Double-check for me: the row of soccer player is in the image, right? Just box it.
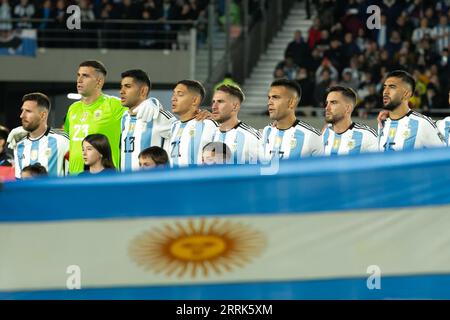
[8,61,450,178]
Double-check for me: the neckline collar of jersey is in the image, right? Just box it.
[277,119,299,131]
[389,109,412,121]
[81,94,105,108]
[27,127,50,141]
[219,121,241,133]
[181,117,196,124]
[334,122,355,135]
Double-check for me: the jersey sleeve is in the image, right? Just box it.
[310,132,324,156]
[421,120,446,148]
[363,131,379,153]
[110,96,127,122]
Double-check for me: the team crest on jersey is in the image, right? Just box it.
[30,150,38,161]
[128,218,266,278]
[347,139,355,150]
[45,148,52,158]
[129,123,136,132]
[402,129,411,139]
[290,138,297,149]
[80,112,89,123]
[189,128,195,136]
[94,110,102,119]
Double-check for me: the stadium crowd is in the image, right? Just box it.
[274,0,450,118]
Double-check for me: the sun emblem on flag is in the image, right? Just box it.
[128,218,266,278]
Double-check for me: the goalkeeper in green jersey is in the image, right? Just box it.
[64,60,158,174]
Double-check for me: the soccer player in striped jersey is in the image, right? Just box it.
[436,90,450,146]
[64,60,158,175]
[378,70,445,151]
[14,93,69,178]
[322,86,378,155]
[211,84,261,164]
[169,80,218,167]
[261,79,323,161]
[120,69,176,171]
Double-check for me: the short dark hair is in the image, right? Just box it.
[270,78,302,99]
[326,85,357,106]
[121,69,151,91]
[22,92,51,111]
[385,70,416,93]
[176,79,206,104]
[79,60,107,76]
[82,134,115,170]
[138,146,169,166]
[202,142,232,162]
[0,126,9,141]
[216,84,245,103]
[22,163,48,177]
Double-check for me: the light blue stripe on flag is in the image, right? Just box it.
[349,131,363,155]
[403,119,419,150]
[47,136,58,176]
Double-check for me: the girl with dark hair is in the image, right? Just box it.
[80,134,115,175]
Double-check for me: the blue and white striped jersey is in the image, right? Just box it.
[212,122,261,164]
[378,110,445,152]
[121,99,176,171]
[14,128,69,178]
[436,116,450,146]
[322,122,378,155]
[169,118,219,167]
[261,119,323,161]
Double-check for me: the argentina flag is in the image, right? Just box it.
[1,148,450,299]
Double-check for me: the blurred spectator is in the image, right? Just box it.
[36,0,52,30]
[274,56,299,80]
[372,14,389,49]
[342,32,360,62]
[295,67,315,107]
[307,17,321,49]
[0,0,13,31]
[431,15,450,54]
[284,30,310,69]
[339,68,359,91]
[340,7,363,37]
[412,17,433,44]
[0,126,13,167]
[315,57,338,84]
[360,84,381,118]
[385,30,402,58]
[13,0,35,29]
[324,37,343,72]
